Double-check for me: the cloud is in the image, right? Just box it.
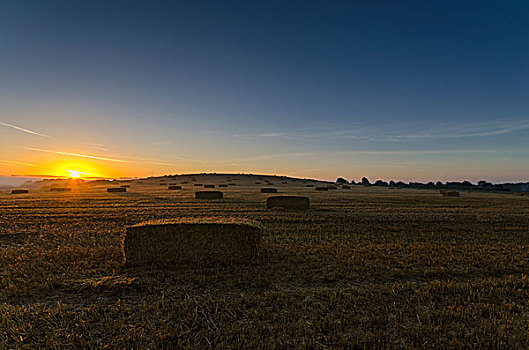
[0,122,50,138]
[24,148,128,163]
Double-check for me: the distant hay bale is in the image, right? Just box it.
[255,182,262,185]
[219,184,228,187]
[107,187,127,193]
[50,187,72,192]
[228,183,236,186]
[123,218,261,266]
[11,189,29,194]
[204,184,215,188]
[195,191,223,199]
[327,186,338,190]
[315,187,328,191]
[306,184,314,187]
[342,185,350,189]
[168,185,182,190]
[181,181,189,184]
[194,184,203,187]
[261,188,278,193]
[282,181,288,184]
[266,196,309,210]
[442,190,460,197]
[169,183,177,186]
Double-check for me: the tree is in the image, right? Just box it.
[361,177,370,186]
[374,180,388,186]
[336,177,348,184]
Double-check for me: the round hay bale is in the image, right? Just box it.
[218,184,228,188]
[255,182,262,185]
[195,191,223,199]
[315,187,328,191]
[261,188,278,193]
[123,218,261,266]
[168,185,182,190]
[50,187,72,192]
[305,184,314,187]
[204,184,215,188]
[327,186,338,190]
[442,190,460,197]
[266,196,309,210]
[11,189,29,194]
[181,181,189,184]
[228,183,236,186]
[107,187,127,193]
[194,184,203,187]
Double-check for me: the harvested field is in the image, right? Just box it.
[49,187,71,192]
[123,218,261,266]
[261,188,278,193]
[107,187,127,193]
[266,195,309,210]
[1,178,529,348]
[168,185,182,190]
[195,191,223,199]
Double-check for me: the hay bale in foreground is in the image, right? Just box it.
[266,196,309,210]
[196,191,223,199]
[123,218,261,266]
[11,189,29,194]
[108,187,127,193]
[261,188,278,193]
[315,187,328,191]
[50,187,72,192]
[168,185,182,190]
[204,184,215,188]
[442,190,460,197]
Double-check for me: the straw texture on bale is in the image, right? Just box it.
[107,187,127,193]
[196,191,223,199]
[50,188,72,192]
[266,196,310,210]
[11,189,29,194]
[168,185,182,190]
[204,184,215,188]
[315,187,328,191]
[261,188,278,193]
[123,218,262,266]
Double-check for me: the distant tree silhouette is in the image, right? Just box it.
[336,177,348,184]
[389,180,396,187]
[361,177,370,186]
[374,180,388,186]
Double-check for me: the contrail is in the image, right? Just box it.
[24,148,127,163]
[0,159,39,167]
[0,122,50,137]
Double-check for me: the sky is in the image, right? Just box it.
[0,0,528,183]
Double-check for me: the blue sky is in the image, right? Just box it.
[0,1,528,182]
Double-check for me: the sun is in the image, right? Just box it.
[67,169,89,178]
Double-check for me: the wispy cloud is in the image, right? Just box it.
[0,159,39,167]
[0,122,50,138]
[24,148,128,163]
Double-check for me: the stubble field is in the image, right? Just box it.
[1,174,529,348]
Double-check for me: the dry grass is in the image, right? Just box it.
[266,195,310,210]
[1,178,529,348]
[195,191,223,199]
